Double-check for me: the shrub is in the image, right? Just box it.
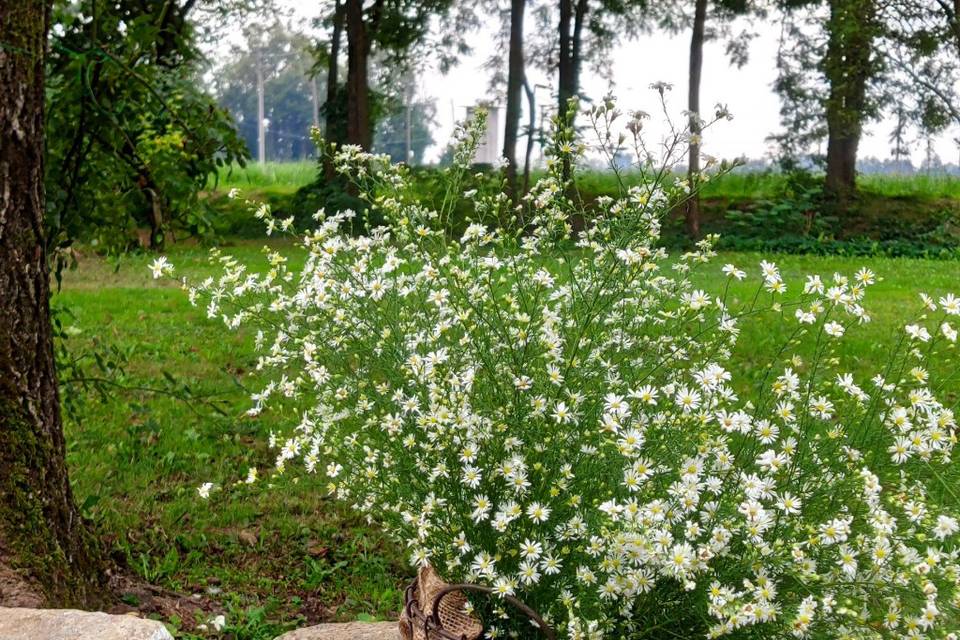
[157,98,960,639]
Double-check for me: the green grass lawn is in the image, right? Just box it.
[211,161,960,201]
[57,241,405,640]
[210,162,318,194]
[56,240,960,639]
[577,169,960,201]
[205,164,960,262]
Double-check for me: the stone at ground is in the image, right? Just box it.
[275,621,400,640]
[0,607,173,640]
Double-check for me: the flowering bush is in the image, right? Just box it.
[155,97,960,638]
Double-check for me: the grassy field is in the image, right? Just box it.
[210,161,960,200]
[57,241,405,639]
[57,239,960,639]
[205,164,960,260]
[580,168,960,201]
[210,162,318,194]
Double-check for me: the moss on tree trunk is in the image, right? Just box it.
[0,0,107,607]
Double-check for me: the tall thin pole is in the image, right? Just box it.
[257,50,266,164]
[310,76,320,129]
[405,100,412,164]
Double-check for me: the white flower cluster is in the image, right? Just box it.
[173,114,960,638]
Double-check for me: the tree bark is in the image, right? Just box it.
[323,0,345,181]
[345,0,372,150]
[557,0,574,182]
[557,0,574,122]
[822,0,875,211]
[557,0,587,183]
[503,0,526,201]
[571,0,588,104]
[0,0,106,607]
[685,0,708,240]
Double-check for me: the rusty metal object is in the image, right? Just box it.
[399,566,555,640]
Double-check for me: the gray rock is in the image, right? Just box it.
[275,621,400,640]
[0,607,173,640]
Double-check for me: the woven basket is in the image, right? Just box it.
[399,565,555,640]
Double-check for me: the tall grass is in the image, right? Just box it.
[210,161,317,192]
[581,171,786,200]
[576,169,960,200]
[211,162,960,201]
[858,173,960,198]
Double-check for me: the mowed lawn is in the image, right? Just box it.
[56,239,960,639]
[56,240,406,640]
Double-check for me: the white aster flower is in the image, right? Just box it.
[824,321,844,337]
[149,256,174,279]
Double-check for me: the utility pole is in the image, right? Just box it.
[405,102,412,164]
[257,49,266,164]
[403,80,414,164]
[310,76,320,129]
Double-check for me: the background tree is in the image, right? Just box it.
[540,0,646,179]
[883,0,960,139]
[821,0,879,207]
[215,22,320,161]
[503,0,527,200]
[685,0,709,238]
[338,0,457,151]
[651,0,755,237]
[1,0,106,607]
[774,0,958,214]
[314,0,473,155]
[317,0,346,179]
[481,0,532,198]
[46,0,248,252]
[889,104,912,167]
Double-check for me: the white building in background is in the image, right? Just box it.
[466,104,501,165]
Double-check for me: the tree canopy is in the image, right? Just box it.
[46,0,248,252]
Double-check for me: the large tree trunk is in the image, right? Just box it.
[557,0,587,182]
[0,0,106,607]
[824,131,859,201]
[571,0,588,104]
[345,0,372,150]
[822,0,875,211]
[323,0,345,181]
[685,0,708,240]
[503,0,526,201]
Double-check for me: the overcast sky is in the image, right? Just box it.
[262,0,959,166]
